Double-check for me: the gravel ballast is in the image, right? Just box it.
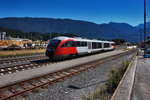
[0,50,125,88]
[26,51,136,100]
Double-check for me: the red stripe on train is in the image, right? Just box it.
[54,39,78,56]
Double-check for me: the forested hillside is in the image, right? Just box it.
[0,17,150,42]
[0,26,77,41]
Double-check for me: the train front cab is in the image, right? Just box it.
[46,39,61,58]
[46,38,78,59]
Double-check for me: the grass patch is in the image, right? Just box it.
[82,60,130,100]
[0,49,46,57]
[82,84,109,100]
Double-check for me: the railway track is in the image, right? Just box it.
[0,59,52,76]
[0,55,48,65]
[0,50,124,76]
[0,49,137,100]
[0,53,45,59]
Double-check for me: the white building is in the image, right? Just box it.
[5,37,31,42]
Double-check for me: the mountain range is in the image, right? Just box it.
[0,17,149,42]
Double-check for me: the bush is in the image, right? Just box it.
[82,60,130,100]
[106,60,130,93]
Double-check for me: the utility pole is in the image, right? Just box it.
[140,28,142,49]
[144,0,146,58]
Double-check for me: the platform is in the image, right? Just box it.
[112,51,150,100]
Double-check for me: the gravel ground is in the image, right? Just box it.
[25,51,136,100]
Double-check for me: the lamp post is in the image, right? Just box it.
[144,0,146,58]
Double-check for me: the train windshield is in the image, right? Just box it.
[47,40,61,49]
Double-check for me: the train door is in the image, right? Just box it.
[88,42,91,53]
[109,43,111,50]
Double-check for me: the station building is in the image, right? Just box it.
[146,36,150,48]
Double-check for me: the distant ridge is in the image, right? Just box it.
[0,17,150,42]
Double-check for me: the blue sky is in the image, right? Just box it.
[0,0,150,26]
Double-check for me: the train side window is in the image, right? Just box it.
[98,43,102,48]
[67,41,72,47]
[81,42,84,46]
[71,41,76,47]
[92,42,96,49]
[61,43,66,47]
[84,42,87,46]
[81,42,85,46]
[96,42,98,48]
[104,43,110,48]
[76,41,81,47]
[61,41,75,47]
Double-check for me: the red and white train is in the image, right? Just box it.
[46,36,115,59]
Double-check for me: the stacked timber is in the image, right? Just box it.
[0,40,23,46]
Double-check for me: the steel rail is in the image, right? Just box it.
[0,61,52,76]
[0,53,45,59]
[0,55,48,64]
[0,49,137,100]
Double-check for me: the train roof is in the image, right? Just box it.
[53,36,68,40]
[52,36,114,43]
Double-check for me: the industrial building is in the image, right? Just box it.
[0,32,6,40]
[146,36,150,48]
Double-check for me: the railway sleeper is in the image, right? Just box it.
[0,50,137,100]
